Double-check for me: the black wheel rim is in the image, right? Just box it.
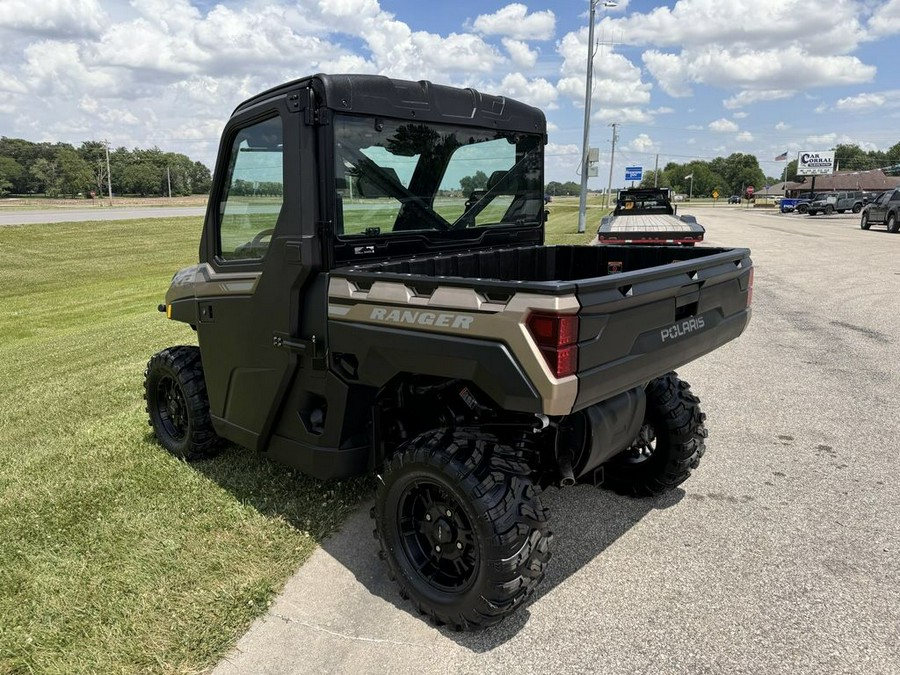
[155,375,188,441]
[396,480,479,593]
[620,422,657,465]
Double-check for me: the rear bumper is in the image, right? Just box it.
[574,307,750,411]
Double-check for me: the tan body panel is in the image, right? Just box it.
[328,277,579,416]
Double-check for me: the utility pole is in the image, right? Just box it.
[167,166,172,198]
[577,0,599,234]
[654,153,659,187]
[104,140,113,207]
[605,122,618,208]
[577,1,619,230]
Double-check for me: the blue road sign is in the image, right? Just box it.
[625,166,643,181]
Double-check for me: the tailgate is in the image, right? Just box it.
[572,248,752,411]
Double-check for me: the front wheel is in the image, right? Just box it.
[601,373,707,497]
[373,428,552,630]
[861,212,871,230]
[852,203,862,214]
[144,346,222,460]
[888,213,899,233]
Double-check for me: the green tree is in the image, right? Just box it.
[459,170,489,194]
[0,156,24,196]
[30,158,61,196]
[57,148,93,197]
[122,162,163,196]
[833,144,870,172]
[785,158,799,182]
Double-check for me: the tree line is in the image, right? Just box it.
[638,153,769,198]
[0,137,211,198]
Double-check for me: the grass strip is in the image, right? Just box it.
[0,200,598,673]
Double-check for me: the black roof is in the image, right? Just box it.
[233,73,546,136]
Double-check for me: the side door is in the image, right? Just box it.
[888,190,900,224]
[870,191,891,222]
[196,106,312,450]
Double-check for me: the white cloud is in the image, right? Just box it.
[646,45,874,104]
[471,4,555,40]
[502,38,538,69]
[599,0,865,55]
[775,122,790,130]
[544,142,581,181]
[835,92,886,110]
[493,73,558,110]
[546,143,580,157]
[866,0,900,38]
[806,133,838,145]
[641,51,690,97]
[593,107,655,124]
[709,118,739,132]
[736,131,754,142]
[0,0,106,39]
[557,29,653,113]
[732,111,749,119]
[629,133,657,153]
[723,89,794,109]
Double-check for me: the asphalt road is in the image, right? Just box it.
[0,206,206,226]
[214,207,900,675]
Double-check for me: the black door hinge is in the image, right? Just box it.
[272,332,327,370]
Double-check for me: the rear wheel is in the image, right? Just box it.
[601,373,707,497]
[144,346,222,460]
[889,213,899,233]
[861,212,871,230]
[797,203,809,214]
[373,428,552,630]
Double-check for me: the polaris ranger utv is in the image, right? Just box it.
[145,74,753,630]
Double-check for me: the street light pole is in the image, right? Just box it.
[577,1,618,233]
[577,0,599,234]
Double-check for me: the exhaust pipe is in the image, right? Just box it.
[558,453,576,487]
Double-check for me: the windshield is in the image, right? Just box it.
[333,115,543,237]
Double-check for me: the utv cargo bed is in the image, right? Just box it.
[330,244,752,415]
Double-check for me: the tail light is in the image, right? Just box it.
[527,312,579,378]
[747,267,754,307]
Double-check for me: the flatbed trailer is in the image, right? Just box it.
[596,188,705,245]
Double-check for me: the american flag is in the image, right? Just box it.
[775,151,788,161]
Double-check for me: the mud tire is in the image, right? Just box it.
[373,428,552,630]
[601,373,707,498]
[144,346,222,460]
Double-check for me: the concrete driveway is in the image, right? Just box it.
[214,208,900,675]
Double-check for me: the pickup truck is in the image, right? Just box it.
[144,74,753,630]
[595,187,705,245]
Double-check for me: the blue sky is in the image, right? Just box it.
[1,0,899,185]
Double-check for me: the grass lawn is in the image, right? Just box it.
[0,199,602,674]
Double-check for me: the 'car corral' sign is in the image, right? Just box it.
[797,151,835,176]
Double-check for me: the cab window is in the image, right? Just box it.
[218,116,284,261]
